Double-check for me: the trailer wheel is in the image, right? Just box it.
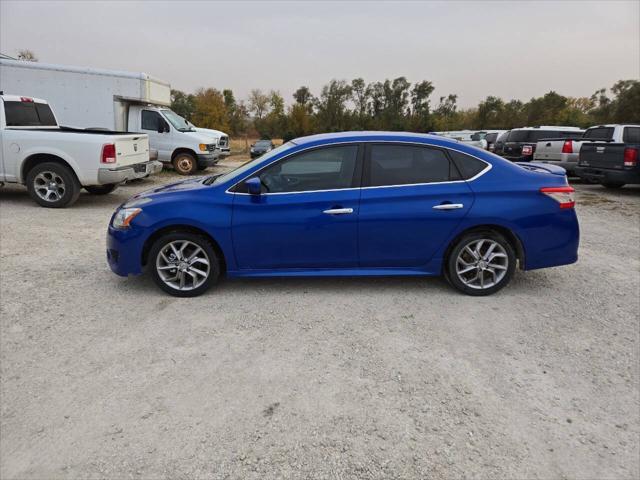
[173,153,197,175]
[85,184,118,195]
[26,162,81,208]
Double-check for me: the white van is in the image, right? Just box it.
[0,59,229,174]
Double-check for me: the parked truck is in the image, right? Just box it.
[0,59,230,174]
[0,94,161,207]
[575,125,640,188]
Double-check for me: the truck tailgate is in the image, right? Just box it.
[115,135,150,167]
[579,143,628,169]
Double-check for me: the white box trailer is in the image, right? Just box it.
[0,59,225,174]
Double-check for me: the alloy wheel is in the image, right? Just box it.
[455,239,508,290]
[155,240,211,291]
[34,171,66,202]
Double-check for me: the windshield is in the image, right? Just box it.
[161,110,195,132]
[255,140,272,147]
[212,142,297,185]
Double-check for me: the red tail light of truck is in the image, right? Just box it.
[562,140,573,154]
[101,144,116,164]
[522,145,533,156]
[624,148,638,167]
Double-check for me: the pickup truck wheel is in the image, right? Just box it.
[602,182,625,189]
[85,184,118,195]
[26,162,81,208]
[149,232,220,297]
[173,153,197,175]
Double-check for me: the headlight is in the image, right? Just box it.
[112,207,142,229]
[199,143,208,152]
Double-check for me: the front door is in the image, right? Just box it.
[358,143,474,268]
[140,110,172,162]
[231,144,362,270]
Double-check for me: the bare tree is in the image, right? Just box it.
[17,49,38,62]
[248,89,270,120]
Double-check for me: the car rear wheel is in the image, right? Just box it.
[149,232,220,297]
[172,153,197,175]
[446,231,516,296]
[85,184,118,195]
[26,162,81,208]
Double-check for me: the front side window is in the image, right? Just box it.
[367,144,455,187]
[256,145,359,193]
[4,101,57,127]
[141,110,162,131]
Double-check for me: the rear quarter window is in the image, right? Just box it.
[448,150,488,180]
[623,127,640,143]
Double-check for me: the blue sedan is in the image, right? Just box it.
[106,132,579,296]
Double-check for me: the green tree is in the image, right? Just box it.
[170,89,196,121]
[191,88,230,132]
[315,79,353,132]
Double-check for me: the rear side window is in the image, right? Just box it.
[448,150,489,179]
[4,101,57,126]
[584,127,614,140]
[623,127,640,143]
[367,145,454,186]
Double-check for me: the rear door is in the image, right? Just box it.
[358,143,475,268]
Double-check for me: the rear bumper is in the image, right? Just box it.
[574,166,640,185]
[97,160,162,184]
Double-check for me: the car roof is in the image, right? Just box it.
[0,94,48,104]
[291,131,462,147]
[510,126,582,131]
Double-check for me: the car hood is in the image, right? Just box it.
[125,177,210,205]
[183,131,219,144]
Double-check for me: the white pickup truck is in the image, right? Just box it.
[0,94,161,207]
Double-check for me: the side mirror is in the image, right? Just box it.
[245,177,262,195]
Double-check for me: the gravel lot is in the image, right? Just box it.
[1,167,639,479]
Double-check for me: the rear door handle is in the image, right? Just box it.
[433,203,464,210]
[323,208,353,215]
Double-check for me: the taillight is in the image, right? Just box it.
[624,148,638,167]
[561,140,573,154]
[522,145,533,156]
[101,143,116,164]
[540,186,575,209]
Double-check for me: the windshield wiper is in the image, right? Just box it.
[202,173,222,185]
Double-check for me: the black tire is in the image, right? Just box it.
[446,231,516,296]
[148,232,220,297]
[85,184,118,195]
[602,182,625,189]
[172,153,197,175]
[26,162,81,208]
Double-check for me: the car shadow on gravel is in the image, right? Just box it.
[112,269,549,299]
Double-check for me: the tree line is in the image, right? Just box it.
[171,77,640,140]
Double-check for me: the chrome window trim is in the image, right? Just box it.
[225,140,492,196]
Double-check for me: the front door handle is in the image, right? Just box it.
[433,203,464,210]
[323,208,353,215]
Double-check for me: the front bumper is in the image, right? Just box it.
[575,166,640,185]
[107,225,147,277]
[197,153,220,168]
[98,160,162,184]
[217,147,231,157]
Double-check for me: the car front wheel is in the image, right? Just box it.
[172,153,197,175]
[149,232,220,297]
[446,231,516,296]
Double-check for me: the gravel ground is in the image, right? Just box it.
[1,168,639,479]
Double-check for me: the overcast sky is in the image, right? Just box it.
[1,0,638,108]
